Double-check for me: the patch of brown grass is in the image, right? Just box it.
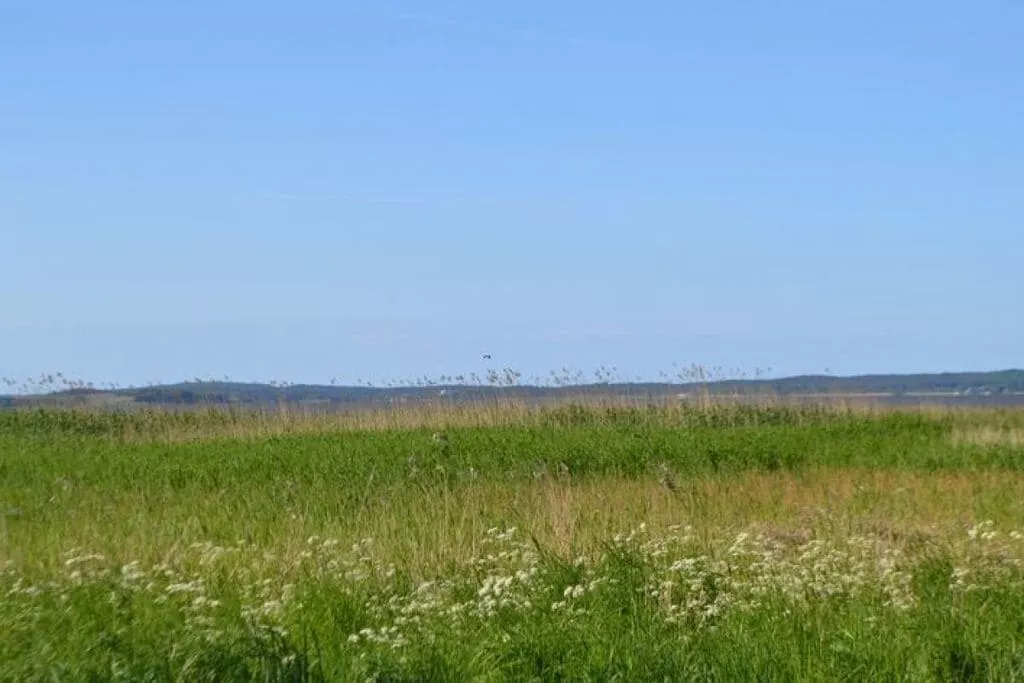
[83,395,1024,445]
[951,426,1024,448]
[280,469,1024,574]
[8,467,1024,579]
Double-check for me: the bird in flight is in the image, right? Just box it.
[482,354,492,360]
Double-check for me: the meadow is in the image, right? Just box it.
[3,398,1024,681]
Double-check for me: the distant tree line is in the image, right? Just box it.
[2,370,1023,409]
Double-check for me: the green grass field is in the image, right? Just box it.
[3,401,1024,681]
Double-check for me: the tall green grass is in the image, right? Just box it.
[3,402,1024,680]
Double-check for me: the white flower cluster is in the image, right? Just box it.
[4,520,1024,662]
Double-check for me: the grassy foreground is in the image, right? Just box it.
[3,401,1024,681]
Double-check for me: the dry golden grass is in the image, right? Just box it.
[362,470,1024,568]
[16,469,1019,580]
[61,394,1023,445]
[951,425,1024,447]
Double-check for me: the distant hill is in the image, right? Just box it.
[3,370,1023,410]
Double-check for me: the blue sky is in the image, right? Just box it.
[3,1,1021,388]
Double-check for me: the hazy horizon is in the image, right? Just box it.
[5,365,1024,399]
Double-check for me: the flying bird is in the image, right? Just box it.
[482,354,492,360]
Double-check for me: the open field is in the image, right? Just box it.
[4,401,1024,681]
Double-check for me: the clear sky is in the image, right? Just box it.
[3,1,1022,388]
